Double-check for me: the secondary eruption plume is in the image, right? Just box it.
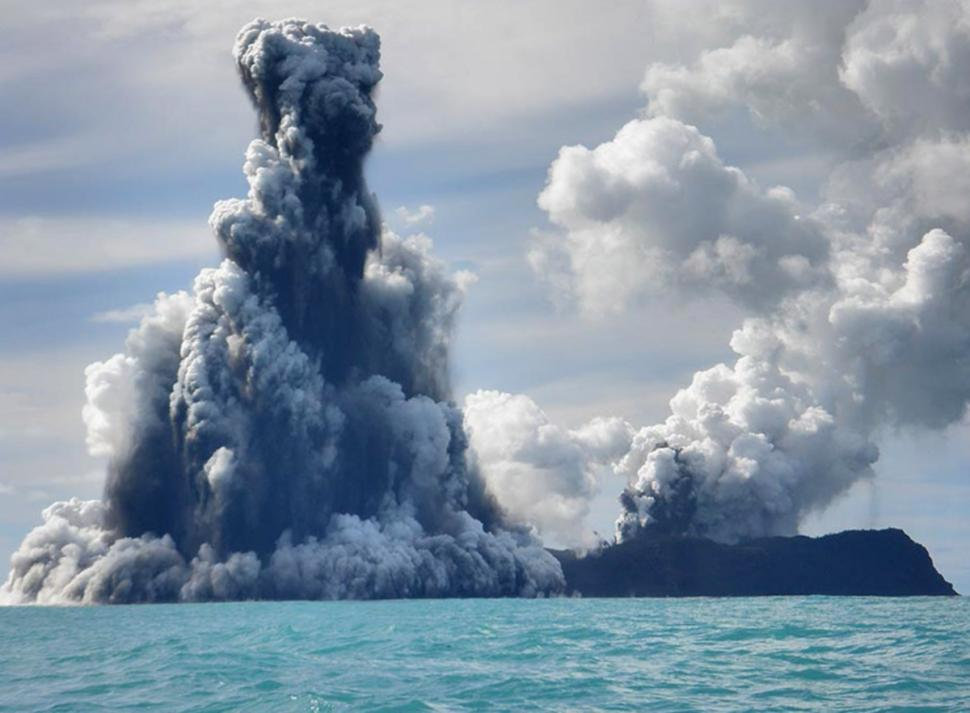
[1,18,563,604]
[529,0,970,547]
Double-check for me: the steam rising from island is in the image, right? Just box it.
[0,19,562,604]
[529,0,970,544]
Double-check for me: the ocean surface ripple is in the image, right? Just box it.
[1,597,968,711]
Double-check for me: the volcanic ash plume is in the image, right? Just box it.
[1,19,562,604]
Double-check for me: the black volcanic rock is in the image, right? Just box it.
[552,529,957,597]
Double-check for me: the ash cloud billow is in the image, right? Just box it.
[1,19,562,604]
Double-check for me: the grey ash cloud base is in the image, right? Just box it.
[1,19,561,604]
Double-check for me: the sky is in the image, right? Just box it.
[1,0,969,593]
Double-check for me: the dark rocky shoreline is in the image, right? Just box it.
[551,528,957,597]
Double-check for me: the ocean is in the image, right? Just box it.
[1,597,967,712]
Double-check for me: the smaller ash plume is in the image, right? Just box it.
[532,1,970,546]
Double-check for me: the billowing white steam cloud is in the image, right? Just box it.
[530,116,829,314]
[464,391,632,547]
[533,0,970,543]
[1,19,563,604]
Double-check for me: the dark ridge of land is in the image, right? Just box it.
[551,528,957,597]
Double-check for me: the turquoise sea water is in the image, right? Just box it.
[1,597,968,712]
